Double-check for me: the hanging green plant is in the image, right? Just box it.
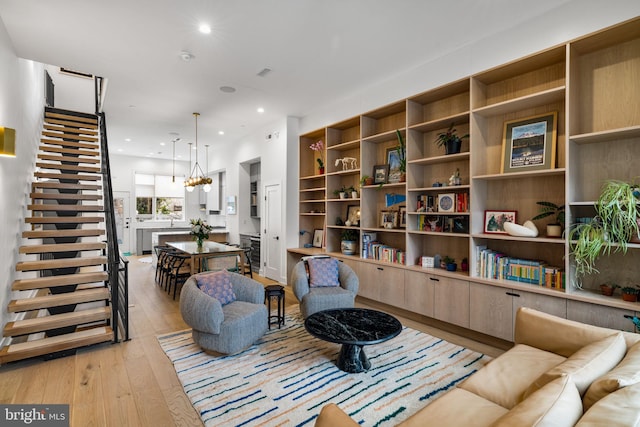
[595,179,640,252]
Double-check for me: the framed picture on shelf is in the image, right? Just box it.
[484,210,517,234]
[312,229,323,248]
[398,206,407,228]
[379,210,397,229]
[373,164,389,184]
[386,147,402,183]
[501,112,557,174]
[437,193,455,213]
[346,205,360,226]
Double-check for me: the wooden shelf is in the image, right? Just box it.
[472,86,565,117]
[409,152,469,166]
[570,125,640,144]
[472,233,566,244]
[473,168,566,181]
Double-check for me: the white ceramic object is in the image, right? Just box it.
[504,221,538,237]
[523,220,539,237]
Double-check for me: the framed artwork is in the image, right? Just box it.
[386,147,402,183]
[346,205,360,226]
[437,193,455,213]
[484,210,517,234]
[501,112,557,174]
[379,210,397,228]
[312,229,324,248]
[398,206,407,228]
[373,164,389,185]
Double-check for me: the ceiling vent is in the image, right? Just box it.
[59,67,93,79]
[257,68,272,77]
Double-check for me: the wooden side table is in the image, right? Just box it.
[264,285,285,329]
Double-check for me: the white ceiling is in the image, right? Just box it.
[0,0,573,160]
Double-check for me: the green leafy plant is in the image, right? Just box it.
[434,123,469,148]
[532,201,565,226]
[621,286,639,295]
[569,220,607,283]
[395,130,407,173]
[443,256,455,264]
[360,175,374,187]
[333,186,348,197]
[341,229,359,241]
[595,180,640,252]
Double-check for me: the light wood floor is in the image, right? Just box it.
[0,256,506,426]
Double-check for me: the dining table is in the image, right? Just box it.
[167,241,245,275]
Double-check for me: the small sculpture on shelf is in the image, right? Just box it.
[335,157,358,171]
[449,168,462,186]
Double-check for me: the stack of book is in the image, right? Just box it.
[475,246,565,289]
[362,232,405,264]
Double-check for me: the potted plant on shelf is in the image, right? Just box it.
[600,283,619,296]
[333,186,348,199]
[340,229,359,255]
[346,185,358,199]
[443,256,457,272]
[309,140,325,175]
[360,175,374,186]
[461,257,469,272]
[595,180,640,249]
[434,123,468,155]
[532,201,565,237]
[621,286,639,302]
[395,130,407,182]
[568,219,607,286]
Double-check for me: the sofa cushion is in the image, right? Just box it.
[576,381,640,427]
[196,270,237,305]
[398,388,508,427]
[525,333,626,398]
[459,344,565,409]
[490,375,582,427]
[307,257,340,288]
[583,340,640,410]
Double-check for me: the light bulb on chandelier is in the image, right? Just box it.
[183,112,211,192]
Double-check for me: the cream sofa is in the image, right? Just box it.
[315,307,640,427]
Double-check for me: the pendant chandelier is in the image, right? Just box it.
[184,112,212,192]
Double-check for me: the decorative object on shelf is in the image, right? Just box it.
[385,130,406,183]
[448,168,462,186]
[385,193,406,207]
[380,210,398,229]
[437,193,455,213]
[532,201,565,237]
[184,113,213,192]
[503,221,539,237]
[600,283,619,297]
[190,218,212,249]
[333,186,348,199]
[500,112,557,174]
[421,256,434,268]
[432,181,443,187]
[340,229,359,255]
[398,206,407,228]
[434,123,468,155]
[335,217,344,226]
[299,230,313,248]
[312,229,324,248]
[360,175,374,186]
[335,157,358,171]
[621,287,639,302]
[346,186,358,199]
[0,126,16,157]
[483,210,517,234]
[461,257,469,272]
[309,140,325,175]
[443,256,457,271]
[373,164,389,184]
[568,219,607,285]
[346,205,360,226]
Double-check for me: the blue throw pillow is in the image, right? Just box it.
[196,270,236,305]
[307,257,339,288]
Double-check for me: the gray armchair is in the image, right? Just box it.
[291,259,359,318]
[180,271,268,354]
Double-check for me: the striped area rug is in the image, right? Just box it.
[158,308,490,427]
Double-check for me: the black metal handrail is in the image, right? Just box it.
[96,75,129,341]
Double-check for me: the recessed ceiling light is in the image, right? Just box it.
[160,142,165,146]
[220,86,236,93]
[257,107,265,113]
[199,24,211,34]
[218,131,224,135]
[117,148,123,152]
[125,138,131,142]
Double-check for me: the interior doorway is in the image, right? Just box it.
[113,191,131,255]
[263,182,282,281]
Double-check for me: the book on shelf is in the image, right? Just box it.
[476,250,564,289]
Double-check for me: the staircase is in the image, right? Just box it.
[0,108,114,364]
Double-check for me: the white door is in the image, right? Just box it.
[113,191,131,255]
[264,182,282,281]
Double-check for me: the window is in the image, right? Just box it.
[135,173,185,221]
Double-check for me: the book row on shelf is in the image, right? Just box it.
[361,232,406,264]
[476,247,566,290]
[416,192,469,214]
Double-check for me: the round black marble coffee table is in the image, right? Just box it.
[304,308,402,373]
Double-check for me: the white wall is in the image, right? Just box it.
[0,17,46,344]
[299,1,640,134]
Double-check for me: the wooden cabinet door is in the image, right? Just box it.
[357,262,381,301]
[469,283,513,341]
[404,270,435,317]
[567,300,636,332]
[376,264,405,308]
[512,290,567,320]
[433,276,470,328]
